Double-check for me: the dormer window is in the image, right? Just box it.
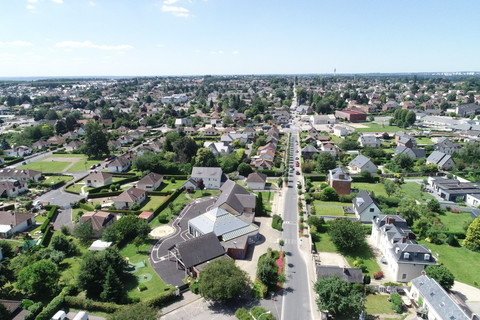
[424,254,430,261]
[404,253,410,259]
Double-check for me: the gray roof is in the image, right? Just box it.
[411,275,471,320]
[395,146,426,159]
[353,190,378,214]
[427,151,452,166]
[215,180,256,214]
[191,167,223,179]
[329,167,352,182]
[175,233,226,268]
[359,135,379,144]
[348,154,374,168]
[315,266,363,284]
[246,172,267,183]
[302,145,319,153]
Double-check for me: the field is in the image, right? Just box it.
[399,182,434,201]
[437,211,473,234]
[43,175,73,185]
[19,161,71,172]
[416,137,434,145]
[352,182,387,197]
[314,206,345,216]
[419,240,480,287]
[66,160,102,172]
[354,123,404,133]
[140,195,168,212]
[160,180,187,192]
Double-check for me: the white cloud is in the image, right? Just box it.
[51,0,64,3]
[27,0,38,3]
[26,4,35,10]
[163,0,180,4]
[55,40,134,51]
[210,50,224,55]
[88,1,96,6]
[161,4,190,17]
[0,40,34,47]
[232,50,240,55]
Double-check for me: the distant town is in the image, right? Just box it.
[1,74,480,320]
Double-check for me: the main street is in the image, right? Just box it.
[280,126,314,320]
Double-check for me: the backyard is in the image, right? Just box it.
[18,154,102,173]
[140,195,168,212]
[365,294,399,316]
[313,205,345,216]
[437,211,473,234]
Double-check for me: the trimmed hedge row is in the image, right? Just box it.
[163,174,189,180]
[34,295,64,320]
[79,203,94,211]
[40,205,58,234]
[351,176,380,183]
[152,188,184,218]
[145,288,179,308]
[88,191,123,198]
[147,191,173,196]
[272,214,283,231]
[3,157,25,166]
[64,296,120,313]
[304,174,326,182]
[257,169,283,177]
[104,209,141,215]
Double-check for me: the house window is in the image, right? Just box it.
[369,208,375,212]
[402,273,407,280]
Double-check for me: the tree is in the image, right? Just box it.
[55,120,68,135]
[0,304,9,320]
[100,266,124,302]
[65,115,77,131]
[339,138,360,151]
[51,233,78,257]
[0,257,14,289]
[193,148,219,167]
[108,303,158,320]
[84,120,109,159]
[405,111,416,126]
[256,249,279,290]
[320,186,339,201]
[0,240,14,259]
[314,276,364,317]
[393,153,414,171]
[384,180,397,197]
[173,136,198,164]
[255,192,265,216]
[102,215,150,245]
[237,162,253,177]
[464,216,480,251]
[328,219,366,253]
[16,260,60,298]
[398,199,421,226]
[45,109,59,120]
[315,152,337,174]
[426,199,441,213]
[73,221,94,245]
[425,265,455,291]
[199,258,251,301]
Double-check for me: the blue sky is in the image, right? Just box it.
[1,0,479,77]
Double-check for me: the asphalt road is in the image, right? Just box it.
[281,132,313,320]
[36,187,85,230]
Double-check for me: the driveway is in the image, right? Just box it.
[150,196,217,287]
[452,281,480,316]
[318,252,349,268]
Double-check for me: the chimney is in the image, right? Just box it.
[402,236,407,243]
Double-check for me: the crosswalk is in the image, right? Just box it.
[283,220,297,225]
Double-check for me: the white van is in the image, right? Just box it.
[72,311,89,320]
[51,310,66,320]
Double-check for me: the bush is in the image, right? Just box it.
[64,296,120,313]
[138,284,147,292]
[390,293,403,313]
[34,295,64,320]
[190,280,201,294]
[272,214,283,231]
[145,288,178,308]
[252,280,268,299]
[373,271,384,279]
[24,302,43,320]
[235,308,254,320]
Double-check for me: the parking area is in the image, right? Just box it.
[149,196,217,286]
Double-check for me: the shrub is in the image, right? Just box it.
[390,293,403,313]
[34,295,64,320]
[138,284,147,292]
[145,288,178,308]
[24,302,43,320]
[252,280,268,299]
[64,296,120,313]
[272,214,283,231]
[235,307,254,320]
[373,271,384,279]
[190,280,201,294]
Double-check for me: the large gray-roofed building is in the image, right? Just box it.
[315,266,363,284]
[215,180,256,216]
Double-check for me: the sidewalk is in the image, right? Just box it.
[161,291,203,316]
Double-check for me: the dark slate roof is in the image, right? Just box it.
[328,167,352,181]
[302,145,319,153]
[215,180,256,214]
[246,172,267,183]
[427,151,452,166]
[176,232,226,268]
[353,190,378,214]
[315,266,363,284]
[411,275,471,320]
[348,154,373,168]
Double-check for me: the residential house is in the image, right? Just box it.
[250,158,273,170]
[327,167,352,195]
[353,191,381,223]
[371,215,437,282]
[113,187,147,209]
[409,275,474,320]
[0,169,41,182]
[320,143,338,157]
[301,145,320,159]
[85,172,113,188]
[333,125,349,137]
[79,211,116,238]
[137,172,163,191]
[118,135,133,145]
[32,140,50,150]
[397,136,416,148]
[310,114,337,125]
[246,172,267,190]
[395,132,414,145]
[348,155,378,174]
[0,211,35,238]
[465,193,480,207]
[426,151,455,170]
[0,180,28,198]
[214,180,257,215]
[167,232,227,278]
[182,127,197,135]
[65,140,82,152]
[47,135,66,146]
[335,109,367,122]
[358,135,380,148]
[428,177,480,201]
[4,146,32,157]
[204,127,218,136]
[315,266,363,284]
[0,299,27,320]
[394,146,426,159]
[203,141,233,156]
[108,154,134,173]
[189,167,227,190]
[258,150,275,161]
[433,138,461,155]
[175,118,192,127]
[456,103,480,117]
[297,105,313,115]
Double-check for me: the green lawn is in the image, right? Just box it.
[352,182,387,197]
[66,183,88,194]
[160,180,187,192]
[256,191,274,214]
[437,211,472,234]
[43,175,73,184]
[365,294,397,315]
[416,137,434,145]
[119,242,170,300]
[399,182,433,201]
[140,195,168,212]
[313,200,350,206]
[67,160,102,172]
[46,154,88,158]
[355,123,404,133]
[19,161,71,172]
[315,206,345,216]
[419,240,480,287]
[313,231,337,253]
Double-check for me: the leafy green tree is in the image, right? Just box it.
[50,233,78,257]
[464,216,480,251]
[255,192,265,216]
[340,138,360,151]
[315,152,336,174]
[219,153,241,173]
[102,215,150,244]
[0,240,14,258]
[0,304,9,320]
[426,199,441,213]
[425,265,455,291]
[384,180,397,197]
[393,154,414,171]
[45,109,59,120]
[65,115,77,131]
[55,120,68,135]
[16,260,60,298]
[237,162,253,177]
[173,136,198,164]
[199,258,251,301]
[256,249,278,290]
[73,221,94,245]
[108,303,158,320]
[320,186,339,201]
[193,148,219,167]
[328,219,366,253]
[84,120,109,159]
[314,276,364,318]
[0,257,14,289]
[398,199,421,226]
